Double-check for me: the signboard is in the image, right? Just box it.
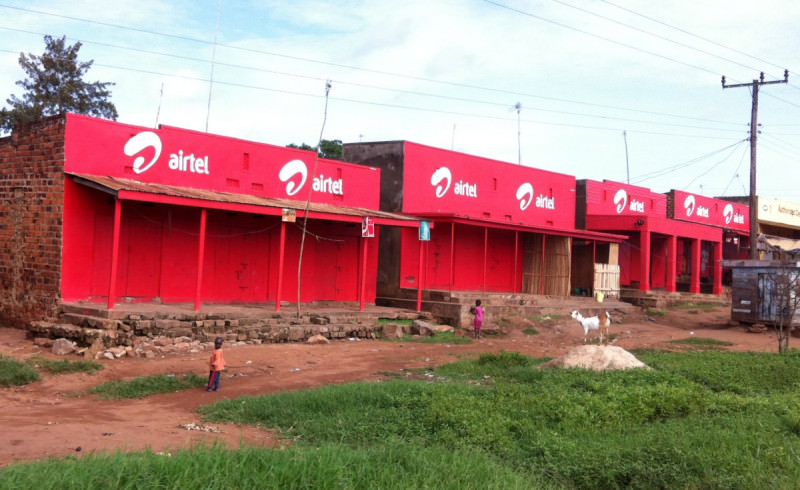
[361,217,375,238]
[583,180,667,218]
[401,142,576,229]
[759,197,800,228]
[670,190,748,232]
[64,114,381,209]
[418,221,431,241]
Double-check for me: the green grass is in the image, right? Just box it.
[668,302,721,312]
[0,354,40,387]
[376,317,414,325]
[522,327,539,335]
[25,356,104,375]
[89,373,207,400]
[646,308,666,317]
[667,337,734,347]
[11,350,800,489]
[381,331,472,344]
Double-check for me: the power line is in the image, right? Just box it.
[631,138,748,184]
[0,24,747,129]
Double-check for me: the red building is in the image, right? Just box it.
[0,114,419,325]
[577,180,728,294]
[343,141,624,300]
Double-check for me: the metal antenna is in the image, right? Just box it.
[205,0,223,132]
[514,102,522,164]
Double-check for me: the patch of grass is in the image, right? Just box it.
[382,331,472,344]
[646,308,666,317]
[528,314,568,321]
[667,337,733,347]
[25,356,104,375]
[377,318,414,325]
[0,354,40,387]
[669,302,720,311]
[522,327,539,335]
[89,373,207,400]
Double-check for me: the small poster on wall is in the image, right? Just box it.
[419,221,431,241]
[362,216,375,238]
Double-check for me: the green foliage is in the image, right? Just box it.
[0,354,40,387]
[376,318,413,325]
[666,336,733,347]
[381,331,472,344]
[286,139,343,160]
[646,308,666,317]
[26,356,103,375]
[2,35,117,133]
[0,443,541,490]
[89,373,206,400]
[11,350,800,489]
[522,327,539,335]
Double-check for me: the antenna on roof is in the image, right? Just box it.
[512,102,522,164]
[205,0,223,132]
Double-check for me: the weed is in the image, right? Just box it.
[90,373,206,399]
[25,356,103,375]
[0,354,40,387]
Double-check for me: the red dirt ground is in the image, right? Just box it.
[0,305,781,467]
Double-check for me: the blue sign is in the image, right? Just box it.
[419,221,431,241]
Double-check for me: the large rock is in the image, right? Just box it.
[539,345,649,371]
[412,320,435,337]
[51,338,76,356]
[307,334,330,345]
[381,323,407,339]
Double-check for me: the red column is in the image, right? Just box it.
[666,235,677,292]
[194,209,207,311]
[482,227,488,293]
[640,229,651,292]
[275,221,286,311]
[690,239,701,293]
[513,231,519,293]
[449,222,455,294]
[713,240,723,295]
[359,237,369,311]
[106,199,122,310]
[417,238,424,312]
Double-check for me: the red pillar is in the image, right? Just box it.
[449,222,455,294]
[640,229,651,292]
[482,227,488,293]
[666,235,677,292]
[417,238,424,312]
[513,231,519,293]
[275,221,286,311]
[107,198,122,310]
[690,239,701,293]
[359,237,369,311]
[713,240,723,295]
[194,209,207,311]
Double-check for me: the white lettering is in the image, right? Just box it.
[696,205,709,218]
[312,174,344,195]
[629,199,645,213]
[535,194,555,209]
[453,180,478,198]
[733,213,744,224]
[167,150,210,174]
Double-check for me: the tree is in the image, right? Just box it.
[770,265,800,353]
[1,35,118,133]
[287,139,343,160]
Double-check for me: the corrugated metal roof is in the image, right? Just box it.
[67,172,419,223]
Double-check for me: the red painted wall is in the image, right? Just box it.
[399,223,523,292]
[62,114,383,305]
[401,142,576,229]
[64,114,381,209]
[583,179,667,217]
[669,190,749,232]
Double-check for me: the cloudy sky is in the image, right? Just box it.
[2,0,800,200]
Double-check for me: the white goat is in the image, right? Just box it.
[570,310,612,343]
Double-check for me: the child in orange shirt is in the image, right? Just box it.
[207,337,226,392]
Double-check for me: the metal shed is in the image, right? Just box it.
[724,259,800,326]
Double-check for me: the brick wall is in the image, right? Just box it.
[0,115,66,326]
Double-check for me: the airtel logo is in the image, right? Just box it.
[613,189,628,214]
[516,183,534,210]
[279,160,307,196]
[684,195,696,217]
[430,167,452,198]
[124,131,162,174]
[124,131,210,175]
[723,203,745,224]
[279,159,343,197]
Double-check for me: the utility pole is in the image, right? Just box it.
[722,70,788,259]
[623,130,630,184]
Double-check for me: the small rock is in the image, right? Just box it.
[51,338,76,356]
[102,351,115,360]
